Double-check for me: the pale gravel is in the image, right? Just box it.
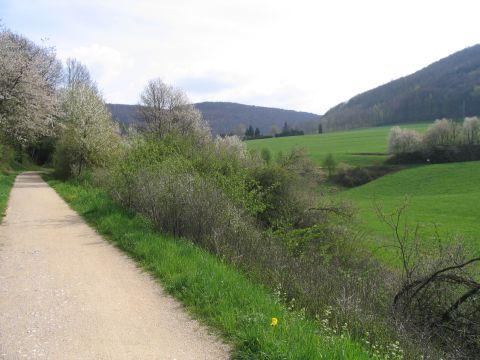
[0,172,230,360]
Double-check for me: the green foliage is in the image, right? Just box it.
[251,149,317,228]
[260,147,272,164]
[0,142,16,173]
[322,153,337,177]
[0,172,16,218]
[109,135,265,216]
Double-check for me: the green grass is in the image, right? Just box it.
[247,123,429,167]
[0,173,16,218]
[46,176,372,359]
[338,161,480,264]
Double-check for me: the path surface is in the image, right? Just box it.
[0,172,229,359]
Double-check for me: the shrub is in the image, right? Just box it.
[376,202,480,359]
[260,147,272,164]
[462,116,480,145]
[0,142,16,172]
[332,165,401,187]
[322,153,337,177]
[213,135,247,160]
[388,126,423,155]
[387,117,480,164]
[423,118,462,147]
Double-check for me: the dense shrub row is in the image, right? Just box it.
[332,165,402,187]
[388,117,480,163]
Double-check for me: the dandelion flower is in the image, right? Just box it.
[271,317,278,327]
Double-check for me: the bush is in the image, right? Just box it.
[423,118,462,148]
[0,142,16,172]
[462,116,480,145]
[332,165,401,187]
[322,153,337,177]
[388,126,423,155]
[387,117,480,164]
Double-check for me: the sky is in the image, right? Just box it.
[1,0,479,114]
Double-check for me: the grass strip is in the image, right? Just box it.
[0,173,17,218]
[46,176,372,359]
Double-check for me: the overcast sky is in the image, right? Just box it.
[1,0,479,114]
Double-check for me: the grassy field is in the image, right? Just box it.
[249,122,480,264]
[46,176,373,359]
[339,161,480,264]
[247,123,429,167]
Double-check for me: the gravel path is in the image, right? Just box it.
[0,172,229,359]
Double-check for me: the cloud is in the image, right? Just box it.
[4,0,480,112]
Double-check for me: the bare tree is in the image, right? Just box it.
[65,58,96,92]
[0,28,62,148]
[138,78,210,141]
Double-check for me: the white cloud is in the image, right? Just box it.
[4,0,480,113]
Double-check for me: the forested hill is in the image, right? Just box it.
[107,102,321,135]
[321,44,480,132]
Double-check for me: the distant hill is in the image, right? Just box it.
[107,102,321,136]
[321,44,480,132]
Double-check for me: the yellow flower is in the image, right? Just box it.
[271,317,278,327]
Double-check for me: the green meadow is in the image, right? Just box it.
[340,161,480,263]
[247,123,429,167]
[249,123,480,265]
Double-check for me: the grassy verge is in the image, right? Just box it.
[46,176,372,359]
[0,173,17,218]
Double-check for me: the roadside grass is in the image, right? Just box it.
[46,176,372,359]
[247,123,429,167]
[0,173,16,218]
[338,161,480,265]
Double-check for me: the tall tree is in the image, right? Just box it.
[0,28,62,148]
[138,78,210,142]
[65,58,96,92]
[245,125,254,138]
[54,59,120,177]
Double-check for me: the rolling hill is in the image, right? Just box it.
[107,102,321,136]
[321,44,480,132]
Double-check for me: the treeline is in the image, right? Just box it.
[321,44,480,132]
[388,117,480,163]
[243,121,305,139]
